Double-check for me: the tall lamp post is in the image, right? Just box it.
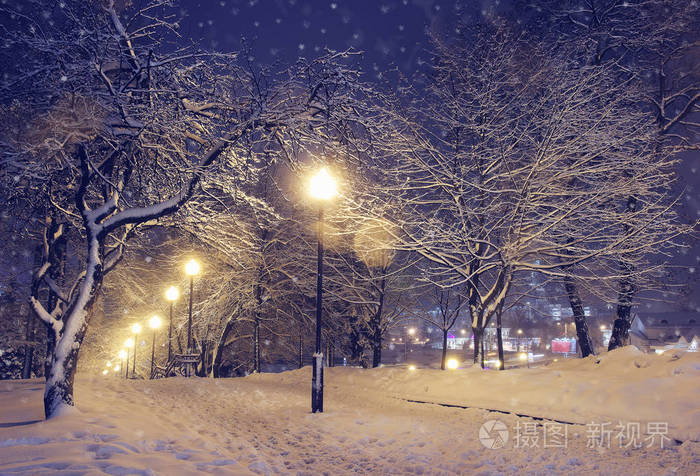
[185,259,200,377]
[131,323,142,378]
[124,339,134,378]
[149,315,162,379]
[165,286,179,362]
[309,167,337,413]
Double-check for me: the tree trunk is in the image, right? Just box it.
[196,340,207,377]
[371,337,382,368]
[45,327,55,380]
[41,230,103,418]
[496,310,505,371]
[253,314,261,373]
[21,314,35,379]
[298,334,303,368]
[472,326,482,365]
[480,334,485,369]
[212,313,237,378]
[608,273,635,351]
[609,196,638,351]
[441,330,448,370]
[564,276,595,358]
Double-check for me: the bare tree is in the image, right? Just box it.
[421,286,465,370]
[380,23,686,367]
[0,0,376,416]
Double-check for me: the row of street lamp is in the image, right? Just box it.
[102,258,202,379]
[102,167,337,414]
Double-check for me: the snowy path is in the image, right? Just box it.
[0,361,698,475]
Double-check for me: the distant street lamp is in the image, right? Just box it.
[309,166,337,413]
[165,286,179,361]
[123,339,134,378]
[517,328,523,351]
[149,315,162,379]
[405,327,416,361]
[118,349,127,378]
[131,323,142,378]
[185,259,200,377]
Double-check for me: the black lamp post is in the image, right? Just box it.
[131,323,141,378]
[309,167,337,413]
[185,259,200,377]
[149,315,162,379]
[165,286,179,362]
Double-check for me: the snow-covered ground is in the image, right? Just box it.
[0,347,698,475]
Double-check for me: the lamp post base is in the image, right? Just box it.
[311,353,324,413]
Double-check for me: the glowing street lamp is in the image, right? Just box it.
[149,315,162,379]
[118,349,128,378]
[308,166,337,413]
[124,339,134,378]
[446,358,459,369]
[165,286,179,362]
[131,323,142,378]
[102,369,109,376]
[184,259,200,377]
[520,352,530,369]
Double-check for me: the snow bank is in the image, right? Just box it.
[325,347,700,442]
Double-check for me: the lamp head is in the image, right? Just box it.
[185,259,200,276]
[118,349,127,359]
[131,323,142,334]
[165,286,179,302]
[125,338,134,348]
[149,315,162,330]
[309,167,337,200]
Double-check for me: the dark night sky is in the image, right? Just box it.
[178,0,508,78]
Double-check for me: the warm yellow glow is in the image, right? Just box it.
[113,365,121,372]
[106,361,112,367]
[460,329,466,335]
[118,349,127,359]
[408,364,416,371]
[309,167,337,200]
[408,327,416,336]
[519,353,527,361]
[446,358,459,369]
[553,358,559,362]
[599,325,606,331]
[125,338,134,348]
[495,360,502,368]
[185,259,200,276]
[165,286,179,302]
[131,323,142,334]
[149,315,162,330]
[102,369,108,375]
[517,329,523,335]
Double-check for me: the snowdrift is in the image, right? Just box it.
[314,346,700,442]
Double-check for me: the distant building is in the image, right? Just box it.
[629,312,700,353]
